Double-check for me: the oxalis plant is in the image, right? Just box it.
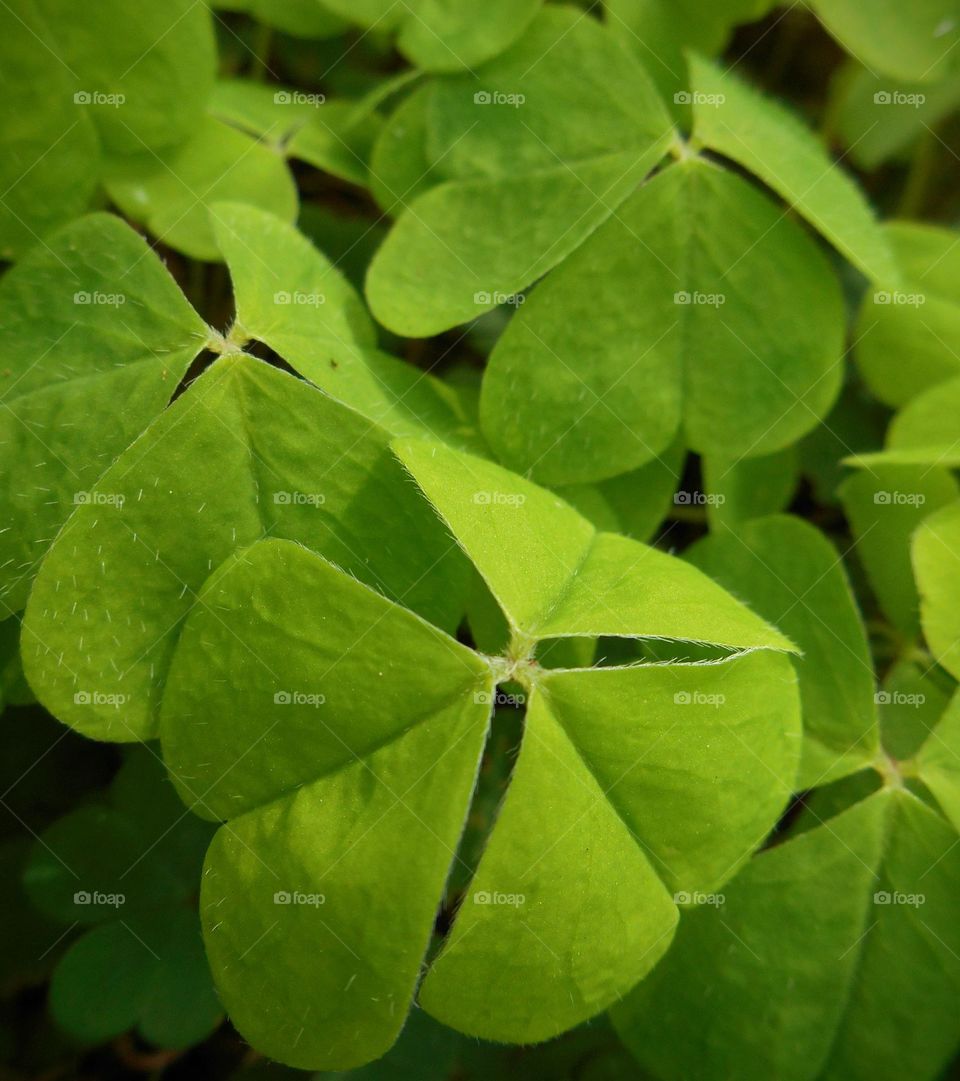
[3,2,960,1081]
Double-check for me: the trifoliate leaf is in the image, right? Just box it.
[839,465,959,636]
[158,518,799,1062]
[480,157,844,485]
[687,53,897,283]
[808,0,960,83]
[394,439,797,651]
[421,651,800,1041]
[687,515,879,787]
[142,436,802,1067]
[0,214,207,614]
[366,8,675,334]
[22,355,470,741]
[104,116,298,261]
[855,222,960,406]
[913,500,960,680]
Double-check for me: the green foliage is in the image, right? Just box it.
[4,3,960,1080]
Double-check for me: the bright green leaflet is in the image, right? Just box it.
[212,202,377,355]
[913,500,960,680]
[614,785,960,1081]
[0,213,207,616]
[366,7,675,335]
[702,446,800,529]
[829,62,960,170]
[687,53,897,284]
[105,116,298,261]
[162,539,493,1069]
[424,8,672,178]
[605,0,776,102]
[839,465,959,636]
[0,7,98,260]
[154,436,800,1065]
[809,0,960,83]
[421,652,800,1042]
[847,376,960,468]
[855,221,960,407]
[480,157,844,485]
[20,0,215,155]
[393,440,797,652]
[211,203,485,449]
[22,354,470,742]
[213,0,348,39]
[687,515,879,788]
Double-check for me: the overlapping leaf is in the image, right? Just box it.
[22,353,470,742]
[687,53,897,283]
[480,157,844,484]
[365,6,676,335]
[808,0,960,83]
[24,750,220,1048]
[104,117,298,262]
[318,0,543,71]
[687,515,879,787]
[839,465,959,636]
[614,690,960,1081]
[605,0,777,102]
[151,438,800,1068]
[0,214,208,615]
[855,222,960,406]
[913,500,960,680]
[0,0,216,257]
[210,202,483,449]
